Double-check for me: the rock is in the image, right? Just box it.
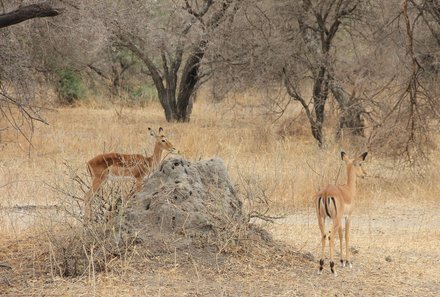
[302,252,315,262]
[350,247,359,255]
[0,263,12,270]
[385,256,392,262]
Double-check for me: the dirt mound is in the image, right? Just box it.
[119,157,250,251]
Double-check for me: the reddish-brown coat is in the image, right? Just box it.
[84,128,176,222]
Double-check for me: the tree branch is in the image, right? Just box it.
[282,67,315,125]
[206,0,236,29]
[184,0,213,22]
[0,3,62,29]
[116,33,166,98]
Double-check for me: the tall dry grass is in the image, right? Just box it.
[1,91,440,225]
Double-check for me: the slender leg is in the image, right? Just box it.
[84,176,105,223]
[126,177,143,200]
[318,214,326,275]
[84,190,93,223]
[338,224,344,267]
[345,216,352,268]
[329,219,340,275]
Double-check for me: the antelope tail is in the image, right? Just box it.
[319,196,337,218]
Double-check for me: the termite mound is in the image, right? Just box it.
[118,157,270,254]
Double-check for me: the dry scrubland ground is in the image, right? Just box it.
[0,95,440,296]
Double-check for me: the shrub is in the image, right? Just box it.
[57,69,86,104]
[126,83,157,104]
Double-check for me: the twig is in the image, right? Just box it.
[248,211,285,223]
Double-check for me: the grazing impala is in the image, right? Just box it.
[84,127,177,222]
[316,151,368,275]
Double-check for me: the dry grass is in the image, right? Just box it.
[1,92,440,296]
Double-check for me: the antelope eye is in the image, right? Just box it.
[162,139,166,142]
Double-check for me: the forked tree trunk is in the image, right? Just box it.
[284,0,359,146]
[118,0,237,123]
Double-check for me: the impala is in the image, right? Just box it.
[316,151,368,275]
[84,127,177,222]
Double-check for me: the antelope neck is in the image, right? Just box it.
[346,164,357,196]
[151,141,164,165]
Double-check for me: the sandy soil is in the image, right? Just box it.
[1,199,439,296]
[267,199,440,296]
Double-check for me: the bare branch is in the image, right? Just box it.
[282,67,315,125]
[0,2,62,29]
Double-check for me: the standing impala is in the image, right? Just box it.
[84,127,177,222]
[316,151,368,275]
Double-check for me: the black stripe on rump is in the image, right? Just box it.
[317,197,323,216]
[330,197,337,216]
[324,197,331,218]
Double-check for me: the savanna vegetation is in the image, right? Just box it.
[1,0,440,296]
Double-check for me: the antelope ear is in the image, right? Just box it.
[359,152,368,161]
[148,127,156,137]
[341,151,348,161]
[159,127,164,136]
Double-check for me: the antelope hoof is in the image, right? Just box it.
[317,259,324,275]
[330,261,337,275]
[340,259,345,267]
[346,260,352,268]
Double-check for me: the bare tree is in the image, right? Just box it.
[106,0,242,122]
[370,0,440,164]
[0,1,63,144]
[282,0,362,146]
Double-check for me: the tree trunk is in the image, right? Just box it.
[310,65,329,146]
[158,91,175,122]
[175,40,207,122]
[0,3,61,29]
[290,0,359,146]
[330,82,365,140]
[165,70,178,121]
[335,105,365,140]
[111,65,121,96]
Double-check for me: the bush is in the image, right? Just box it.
[57,69,86,104]
[126,83,157,104]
